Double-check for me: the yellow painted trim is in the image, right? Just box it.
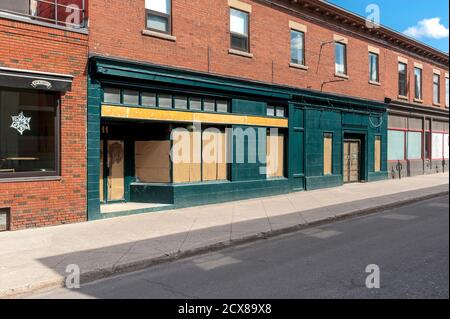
[289,21,307,33]
[101,105,289,128]
[228,0,252,13]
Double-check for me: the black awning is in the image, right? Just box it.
[0,67,73,92]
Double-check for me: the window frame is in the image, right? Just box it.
[145,0,172,35]
[369,52,379,83]
[0,88,61,180]
[398,62,408,97]
[335,42,347,75]
[290,29,306,66]
[433,73,441,105]
[229,7,250,53]
[414,67,423,100]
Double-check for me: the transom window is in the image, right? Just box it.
[335,42,347,75]
[146,0,171,34]
[369,52,379,83]
[290,30,305,66]
[230,8,249,52]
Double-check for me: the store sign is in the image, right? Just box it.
[10,111,31,135]
[31,80,53,90]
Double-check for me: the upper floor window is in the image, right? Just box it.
[446,77,449,108]
[335,42,347,75]
[290,30,305,66]
[146,0,171,34]
[398,62,407,97]
[0,0,87,29]
[433,74,441,105]
[369,52,379,83]
[414,67,422,100]
[230,8,249,52]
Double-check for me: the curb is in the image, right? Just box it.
[5,189,449,298]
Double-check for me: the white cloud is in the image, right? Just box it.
[404,17,449,39]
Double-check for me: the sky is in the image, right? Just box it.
[328,0,449,53]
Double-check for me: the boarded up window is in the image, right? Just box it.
[408,117,423,131]
[172,130,201,183]
[374,136,381,172]
[266,133,285,178]
[135,140,171,183]
[100,141,104,202]
[202,129,228,181]
[323,133,333,175]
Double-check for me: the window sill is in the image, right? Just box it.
[397,95,408,101]
[413,98,424,104]
[432,103,441,107]
[369,80,381,86]
[334,73,349,79]
[0,176,62,183]
[289,63,308,71]
[142,29,176,42]
[228,49,253,58]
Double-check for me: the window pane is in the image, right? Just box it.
[388,130,405,160]
[0,89,57,175]
[145,0,170,14]
[230,8,248,35]
[275,107,285,118]
[290,30,304,65]
[123,89,139,105]
[203,99,215,112]
[267,105,275,117]
[174,96,188,109]
[103,87,121,104]
[433,74,440,104]
[231,34,248,52]
[189,97,202,110]
[444,134,449,159]
[414,68,422,100]
[335,43,346,74]
[147,14,169,32]
[398,63,407,96]
[432,133,443,159]
[323,133,333,175]
[407,131,422,159]
[142,92,156,107]
[369,53,379,82]
[216,100,228,113]
[158,94,172,108]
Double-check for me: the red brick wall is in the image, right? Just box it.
[0,18,88,230]
[89,0,448,108]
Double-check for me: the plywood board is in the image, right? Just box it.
[374,137,381,172]
[323,136,333,175]
[107,140,124,201]
[99,140,104,202]
[267,134,284,178]
[135,140,170,183]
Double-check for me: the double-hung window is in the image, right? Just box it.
[146,0,171,34]
[290,30,305,66]
[433,74,441,105]
[230,8,249,52]
[335,42,347,75]
[398,62,407,97]
[369,52,379,83]
[414,67,422,100]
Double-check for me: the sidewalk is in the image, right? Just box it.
[1,173,448,298]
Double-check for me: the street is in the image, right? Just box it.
[32,195,449,299]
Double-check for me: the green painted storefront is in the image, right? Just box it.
[87,56,388,220]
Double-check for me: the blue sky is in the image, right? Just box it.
[328,0,449,53]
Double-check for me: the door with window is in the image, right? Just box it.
[100,138,125,203]
[343,140,360,183]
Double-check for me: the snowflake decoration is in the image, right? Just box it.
[10,112,31,135]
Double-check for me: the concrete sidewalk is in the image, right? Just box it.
[1,174,448,298]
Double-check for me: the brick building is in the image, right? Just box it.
[0,0,88,230]
[84,0,448,220]
[1,0,448,228]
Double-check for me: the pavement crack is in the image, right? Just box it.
[260,201,274,232]
[177,218,197,253]
[144,279,199,299]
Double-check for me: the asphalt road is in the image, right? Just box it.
[32,195,449,299]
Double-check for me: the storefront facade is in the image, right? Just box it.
[0,3,88,230]
[87,56,387,219]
